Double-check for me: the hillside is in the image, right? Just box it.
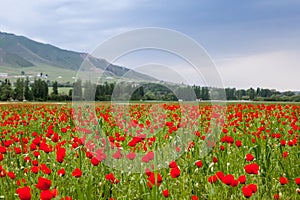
[0,31,156,81]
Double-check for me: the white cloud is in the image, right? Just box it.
[0,0,299,91]
[215,50,300,91]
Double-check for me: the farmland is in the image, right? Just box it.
[0,102,299,200]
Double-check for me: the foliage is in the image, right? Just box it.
[0,103,299,199]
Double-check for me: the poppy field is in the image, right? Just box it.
[0,102,299,200]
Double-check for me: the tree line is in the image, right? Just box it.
[0,78,299,102]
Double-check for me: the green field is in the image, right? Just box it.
[0,65,76,83]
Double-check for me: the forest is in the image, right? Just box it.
[0,78,299,102]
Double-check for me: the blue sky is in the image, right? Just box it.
[0,0,300,91]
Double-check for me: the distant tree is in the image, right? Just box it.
[73,79,82,100]
[248,87,256,100]
[24,77,32,101]
[175,86,195,101]
[193,85,201,99]
[201,87,210,100]
[52,81,58,95]
[83,80,96,101]
[236,89,246,100]
[68,89,73,98]
[260,89,273,98]
[0,79,13,101]
[32,79,48,101]
[14,78,24,101]
[131,86,144,100]
[225,88,237,100]
[256,87,261,97]
[282,91,295,97]
[95,85,105,101]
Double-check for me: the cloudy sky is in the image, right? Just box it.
[0,0,300,91]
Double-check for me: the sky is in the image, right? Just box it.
[0,0,300,91]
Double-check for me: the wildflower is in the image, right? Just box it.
[162,189,169,197]
[36,177,51,191]
[245,153,254,161]
[242,186,252,198]
[72,168,82,178]
[170,167,181,178]
[279,176,288,185]
[16,186,31,200]
[195,160,203,168]
[244,163,259,174]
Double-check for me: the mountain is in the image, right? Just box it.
[0,31,156,81]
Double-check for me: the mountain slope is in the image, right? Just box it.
[0,31,156,81]
[0,48,34,67]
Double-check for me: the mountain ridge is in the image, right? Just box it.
[0,31,156,81]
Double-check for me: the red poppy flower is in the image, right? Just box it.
[208,175,218,184]
[91,157,100,166]
[32,160,39,166]
[33,151,40,158]
[147,181,153,189]
[72,168,82,178]
[230,179,239,187]
[170,167,180,178]
[235,140,242,147]
[191,196,199,200]
[24,156,31,163]
[7,171,16,179]
[242,186,253,198]
[295,177,300,185]
[245,153,254,161]
[126,152,136,160]
[244,163,259,174]
[40,190,53,200]
[145,168,152,177]
[36,177,51,190]
[105,173,120,184]
[282,152,288,159]
[212,157,218,163]
[195,160,203,168]
[248,184,258,193]
[222,128,228,134]
[216,171,224,180]
[31,166,39,174]
[273,193,280,200]
[14,147,22,154]
[142,151,154,163]
[147,173,162,186]
[280,140,286,146]
[16,186,31,200]
[238,175,246,184]
[222,174,234,185]
[162,189,169,197]
[57,168,65,177]
[61,127,67,133]
[169,160,177,168]
[56,148,66,163]
[0,146,6,154]
[112,150,123,159]
[51,188,58,198]
[85,151,93,159]
[40,164,51,175]
[279,176,288,185]
[95,150,106,162]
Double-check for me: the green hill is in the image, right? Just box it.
[0,31,156,82]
